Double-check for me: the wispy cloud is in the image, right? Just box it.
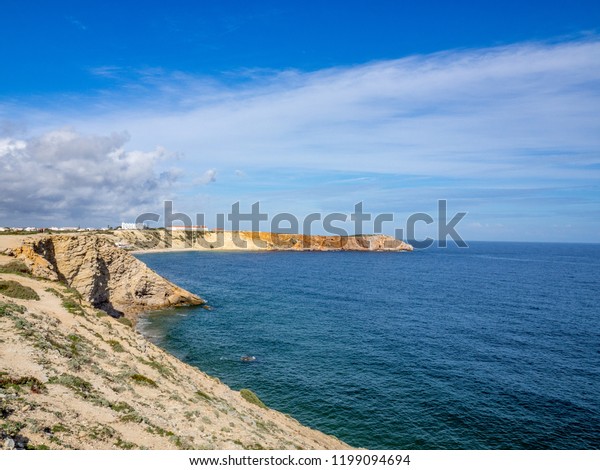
[194,168,217,185]
[2,38,600,239]
[66,38,600,183]
[66,16,87,31]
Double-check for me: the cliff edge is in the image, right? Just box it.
[9,235,204,319]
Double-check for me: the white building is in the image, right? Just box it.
[121,222,147,230]
[168,225,208,232]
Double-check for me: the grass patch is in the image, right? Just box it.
[0,260,30,275]
[138,357,173,378]
[117,317,133,328]
[27,444,51,450]
[110,401,134,413]
[0,301,25,317]
[239,389,267,409]
[88,424,116,441]
[63,286,83,300]
[0,419,25,436]
[195,389,213,401]
[62,298,85,316]
[0,280,39,300]
[106,340,125,353]
[130,374,157,388]
[48,374,95,398]
[51,423,70,434]
[0,375,47,394]
[115,437,136,449]
[44,287,63,298]
[120,411,144,423]
[146,425,174,437]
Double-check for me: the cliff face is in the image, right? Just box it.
[10,235,204,318]
[114,229,414,252]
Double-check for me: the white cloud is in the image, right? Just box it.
[194,168,217,185]
[2,38,600,238]
[0,129,179,225]
[59,39,600,183]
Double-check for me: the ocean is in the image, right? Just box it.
[135,242,600,449]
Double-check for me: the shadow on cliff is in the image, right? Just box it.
[89,256,124,318]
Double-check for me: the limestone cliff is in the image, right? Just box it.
[10,235,204,318]
[114,229,414,252]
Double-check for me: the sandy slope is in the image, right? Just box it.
[0,258,349,450]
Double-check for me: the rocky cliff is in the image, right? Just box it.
[114,229,414,252]
[9,235,204,319]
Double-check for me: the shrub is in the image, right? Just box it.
[120,412,144,423]
[0,375,47,394]
[195,389,212,401]
[48,374,94,397]
[0,280,40,300]
[239,389,267,409]
[62,299,84,316]
[137,357,173,378]
[117,317,133,328]
[107,340,125,353]
[0,301,25,317]
[115,437,136,449]
[110,401,134,413]
[129,374,157,388]
[44,288,63,298]
[0,260,30,275]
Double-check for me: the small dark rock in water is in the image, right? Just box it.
[240,356,256,362]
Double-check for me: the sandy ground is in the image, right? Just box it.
[0,253,350,450]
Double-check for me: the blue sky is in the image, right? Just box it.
[1,1,599,242]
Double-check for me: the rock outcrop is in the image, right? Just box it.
[114,229,414,252]
[10,235,204,318]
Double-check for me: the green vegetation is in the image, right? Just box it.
[28,444,51,450]
[110,401,134,413]
[117,317,133,327]
[0,301,25,317]
[146,425,174,437]
[62,286,83,300]
[119,412,144,423]
[87,424,116,441]
[44,287,63,298]
[195,389,213,401]
[0,419,25,436]
[115,437,136,449]
[129,374,157,388]
[244,442,266,450]
[137,357,173,378]
[48,374,94,398]
[0,280,40,300]
[106,339,125,353]
[62,298,85,316]
[0,375,47,394]
[51,423,69,434]
[239,388,267,409]
[0,260,30,275]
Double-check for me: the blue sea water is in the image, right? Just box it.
[135,242,600,449]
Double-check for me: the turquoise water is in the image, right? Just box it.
[136,242,600,449]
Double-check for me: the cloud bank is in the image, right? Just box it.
[0,129,178,225]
